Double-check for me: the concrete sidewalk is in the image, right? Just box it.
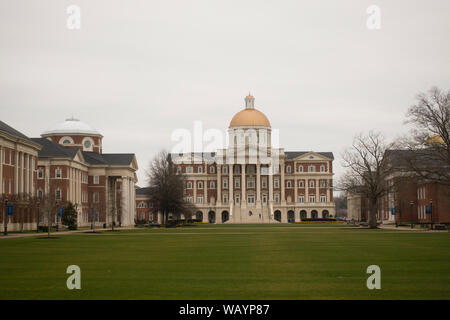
[0,226,136,239]
[378,224,448,232]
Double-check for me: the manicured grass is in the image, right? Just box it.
[0,224,449,299]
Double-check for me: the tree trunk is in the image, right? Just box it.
[368,199,378,229]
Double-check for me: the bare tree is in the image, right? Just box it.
[401,86,450,185]
[40,194,61,238]
[338,131,395,228]
[146,150,196,224]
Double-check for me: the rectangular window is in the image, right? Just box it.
[235,194,240,204]
[55,168,62,179]
[198,182,203,189]
[197,196,203,204]
[299,180,304,188]
[320,195,326,203]
[94,175,99,184]
[262,178,267,189]
[55,189,62,200]
[223,178,228,188]
[309,166,315,172]
[274,193,280,203]
[186,167,193,173]
[222,166,228,174]
[320,180,326,188]
[187,196,193,203]
[223,194,228,203]
[309,195,316,203]
[274,179,279,188]
[186,182,192,189]
[209,166,215,173]
[309,180,315,188]
[247,179,254,189]
[298,195,305,203]
[262,194,267,204]
[247,195,255,204]
[235,178,240,188]
[209,181,215,189]
[198,166,203,173]
[38,168,44,179]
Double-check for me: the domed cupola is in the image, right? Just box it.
[228,94,272,150]
[229,94,271,128]
[41,117,103,153]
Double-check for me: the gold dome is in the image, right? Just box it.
[426,134,444,144]
[229,108,271,127]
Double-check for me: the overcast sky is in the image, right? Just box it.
[1,0,450,187]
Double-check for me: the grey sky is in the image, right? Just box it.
[1,0,450,187]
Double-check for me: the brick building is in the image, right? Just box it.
[1,118,138,230]
[137,95,335,224]
[347,149,450,224]
[0,120,41,230]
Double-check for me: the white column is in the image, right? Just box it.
[193,178,197,205]
[45,164,50,195]
[241,164,246,206]
[204,177,207,204]
[14,149,19,193]
[294,177,298,204]
[26,154,30,194]
[20,152,24,194]
[280,160,285,204]
[0,146,3,194]
[216,165,221,205]
[256,163,261,205]
[268,164,274,220]
[130,177,136,225]
[228,165,233,205]
[30,155,34,196]
[316,179,320,217]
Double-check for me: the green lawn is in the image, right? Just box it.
[0,224,449,299]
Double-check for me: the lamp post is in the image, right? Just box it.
[430,199,433,230]
[36,199,40,233]
[3,198,8,236]
[410,201,414,229]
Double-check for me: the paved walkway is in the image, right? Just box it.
[378,224,448,232]
[0,226,136,239]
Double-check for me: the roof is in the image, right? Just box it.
[385,149,447,167]
[30,138,135,166]
[83,152,135,166]
[229,108,271,127]
[31,138,78,159]
[285,151,334,160]
[136,187,154,195]
[0,120,37,144]
[41,117,102,136]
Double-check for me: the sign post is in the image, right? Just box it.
[91,208,96,232]
[57,207,64,232]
